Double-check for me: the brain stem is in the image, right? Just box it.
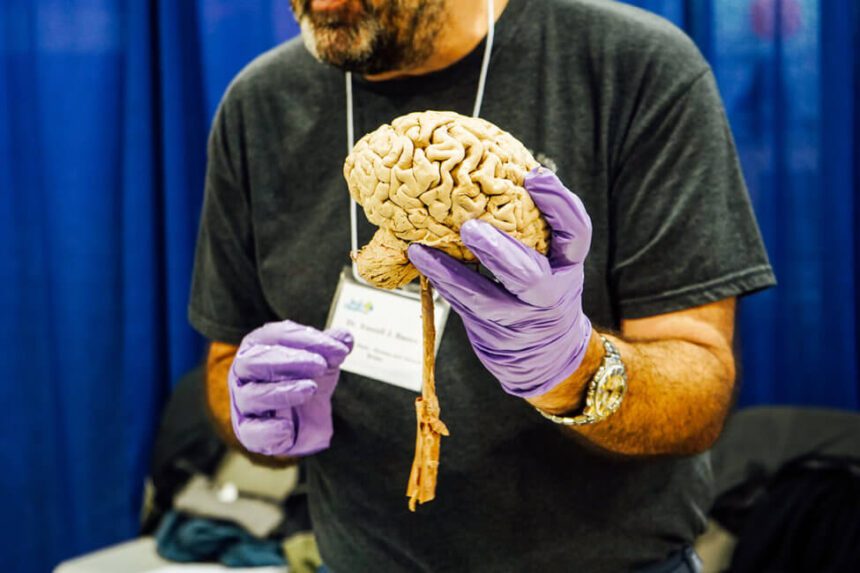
[406,276,449,511]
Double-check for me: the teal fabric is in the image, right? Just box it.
[155,511,285,567]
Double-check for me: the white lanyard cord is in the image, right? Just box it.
[346,0,496,285]
[472,0,495,119]
[346,69,358,260]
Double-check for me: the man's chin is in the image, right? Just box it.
[299,19,387,73]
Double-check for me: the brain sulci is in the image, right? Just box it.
[343,110,550,289]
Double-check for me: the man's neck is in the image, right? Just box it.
[365,0,509,81]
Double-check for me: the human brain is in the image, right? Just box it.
[343,110,550,289]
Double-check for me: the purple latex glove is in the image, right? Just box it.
[407,167,593,398]
[229,320,353,456]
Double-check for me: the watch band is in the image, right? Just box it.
[535,334,628,426]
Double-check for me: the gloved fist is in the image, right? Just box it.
[408,167,593,398]
[229,320,353,456]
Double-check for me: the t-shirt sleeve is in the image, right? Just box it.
[610,69,776,319]
[188,94,277,344]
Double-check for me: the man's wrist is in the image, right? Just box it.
[526,329,605,415]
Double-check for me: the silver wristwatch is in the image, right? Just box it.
[535,335,628,426]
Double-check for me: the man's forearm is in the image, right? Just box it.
[205,342,242,448]
[528,327,735,457]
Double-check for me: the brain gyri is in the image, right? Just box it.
[344,110,550,289]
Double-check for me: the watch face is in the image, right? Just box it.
[593,364,627,417]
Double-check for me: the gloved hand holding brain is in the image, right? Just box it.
[344,110,551,289]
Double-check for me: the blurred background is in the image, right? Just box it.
[0,0,857,571]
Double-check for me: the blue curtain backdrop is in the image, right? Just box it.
[0,0,856,571]
[0,2,298,571]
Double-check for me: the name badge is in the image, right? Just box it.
[325,267,450,393]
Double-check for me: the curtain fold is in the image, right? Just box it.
[0,2,294,571]
[0,1,856,571]
[723,0,858,406]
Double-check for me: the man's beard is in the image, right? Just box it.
[290,0,448,75]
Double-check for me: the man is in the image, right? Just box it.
[189,0,775,571]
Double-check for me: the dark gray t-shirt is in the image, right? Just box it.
[189,0,775,571]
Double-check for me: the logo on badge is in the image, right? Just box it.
[345,299,374,314]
